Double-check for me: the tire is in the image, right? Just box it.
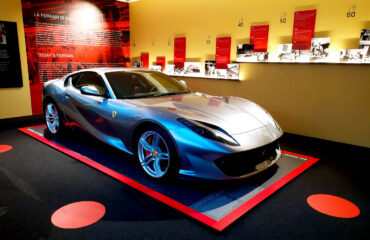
[136,125,179,180]
[44,101,65,136]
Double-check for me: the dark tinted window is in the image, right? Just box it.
[67,73,82,87]
[73,72,107,96]
[105,71,189,99]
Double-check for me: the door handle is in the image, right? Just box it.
[65,95,70,100]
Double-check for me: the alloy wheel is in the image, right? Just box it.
[45,103,60,134]
[138,131,170,178]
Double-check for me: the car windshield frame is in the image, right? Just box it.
[105,70,191,99]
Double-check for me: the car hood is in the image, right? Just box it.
[127,92,271,135]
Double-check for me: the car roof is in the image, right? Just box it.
[68,67,155,75]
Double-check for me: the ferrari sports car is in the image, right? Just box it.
[43,68,283,180]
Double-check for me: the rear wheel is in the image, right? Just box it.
[44,102,64,136]
[137,126,179,180]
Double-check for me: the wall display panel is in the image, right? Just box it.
[292,10,316,50]
[141,52,149,68]
[22,0,130,115]
[156,56,166,71]
[215,37,231,69]
[250,25,269,52]
[0,21,23,88]
[174,37,186,68]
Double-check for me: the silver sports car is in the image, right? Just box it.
[43,68,283,180]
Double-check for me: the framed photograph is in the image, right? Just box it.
[362,46,370,63]
[0,23,7,45]
[255,52,269,62]
[184,62,202,76]
[227,64,240,80]
[310,38,330,61]
[359,29,370,47]
[293,50,310,62]
[166,64,175,75]
[205,61,216,77]
[150,65,162,72]
[340,49,365,63]
[0,21,23,88]
[277,44,294,62]
[174,67,184,75]
[215,69,227,78]
[236,44,254,62]
[132,61,142,68]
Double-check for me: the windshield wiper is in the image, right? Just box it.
[152,91,189,97]
[121,91,189,99]
[121,95,153,99]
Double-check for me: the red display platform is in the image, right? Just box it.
[19,125,319,231]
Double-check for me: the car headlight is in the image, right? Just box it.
[265,110,281,131]
[259,106,281,131]
[178,118,239,146]
[273,120,281,131]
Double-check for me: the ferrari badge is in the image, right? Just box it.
[112,110,117,118]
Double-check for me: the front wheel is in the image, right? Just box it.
[137,126,179,180]
[44,102,64,136]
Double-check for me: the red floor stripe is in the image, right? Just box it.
[212,151,319,231]
[18,126,217,228]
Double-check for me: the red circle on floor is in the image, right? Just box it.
[51,201,105,229]
[307,194,360,218]
[0,145,12,153]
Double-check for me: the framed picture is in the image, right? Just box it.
[0,21,22,88]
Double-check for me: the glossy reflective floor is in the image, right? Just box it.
[20,125,317,229]
[0,118,369,239]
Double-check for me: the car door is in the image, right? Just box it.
[63,71,118,140]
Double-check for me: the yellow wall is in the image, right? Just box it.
[130,0,370,147]
[0,0,32,119]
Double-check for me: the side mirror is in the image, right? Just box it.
[179,80,187,87]
[80,85,101,97]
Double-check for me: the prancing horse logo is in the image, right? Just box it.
[261,133,269,140]
[112,110,117,118]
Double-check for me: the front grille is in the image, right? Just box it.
[215,141,280,177]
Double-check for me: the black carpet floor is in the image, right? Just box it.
[0,118,369,240]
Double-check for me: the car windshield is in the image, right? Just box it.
[105,71,190,99]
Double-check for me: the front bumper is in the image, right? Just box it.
[214,140,281,178]
[170,127,283,180]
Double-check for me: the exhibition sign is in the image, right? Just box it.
[21,0,130,114]
[216,37,231,69]
[156,56,166,71]
[174,37,186,68]
[292,10,316,50]
[250,25,269,52]
[0,21,22,88]
[141,52,149,68]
